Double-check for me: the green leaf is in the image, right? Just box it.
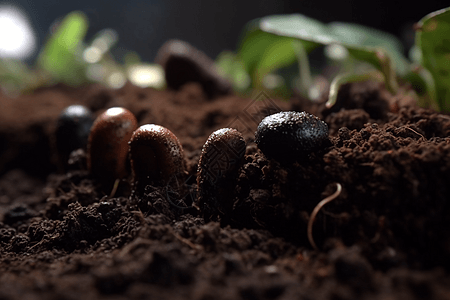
[403,65,439,110]
[416,7,450,111]
[253,39,299,86]
[215,51,251,92]
[238,16,324,84]
[0,59,34,92]
[238,24,292,78]
[344,47,398,93]
[259,14,336,46]
[239,14,408,95]
[37,11,89,86]
[329,22,409,76]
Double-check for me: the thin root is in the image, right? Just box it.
[406,127,425,140]
[109,178,120,198]
[307,183,342,250]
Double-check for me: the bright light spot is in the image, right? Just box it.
[324,44,349,61]
[262,74,285,90]
[140,124,162,133]
[107,71,126,89]
[65,105,90,116]
[127,64,165,88]
[0,5,36,59]
[106,107,126,117]
[83,46,102,63]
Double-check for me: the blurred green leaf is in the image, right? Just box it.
[416,7,450,111]
[216,51,251,92]
[344,47,398,93]
[403,65,439,110]
[253,39,298,86]
[238,22,296,79]
[259,14,336,46]
[238,15,328,87]
[329,22,409,76]
[37,11,88,86]
[238,14,409,95]
[0,59,34,93]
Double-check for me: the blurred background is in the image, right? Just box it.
[0,0,446,63]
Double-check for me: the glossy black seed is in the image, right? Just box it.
[255,111,329,163]
[55,105,94,170]
[155,39,232,98]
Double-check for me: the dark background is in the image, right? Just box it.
[3,0,448,62]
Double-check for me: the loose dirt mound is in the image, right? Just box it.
[0,81,449,299]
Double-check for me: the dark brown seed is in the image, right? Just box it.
[87,107,138,190]
[255,111,329,163]
[129,124,186,193]
[155,39,232,98]
[196,128,246,221]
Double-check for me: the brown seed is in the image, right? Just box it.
[129,124,186,193]
[87,107,138,190]
[155,39,232,98]
[196,128,246,220]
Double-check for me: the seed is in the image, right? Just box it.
[55,105,94,170]
[129,124,186,193]
[255,111,329,163]
[155,39,232,98]
[196,128,246,220]
[87,107,138,190]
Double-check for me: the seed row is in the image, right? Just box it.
[56,106,329,217]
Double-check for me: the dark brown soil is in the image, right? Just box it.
[1,79,450,299]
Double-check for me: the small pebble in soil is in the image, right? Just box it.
[55,105,94,170]
[155,39,232,98]
[87,107,138,191]
[196,128,246,220]
[255,111,329,163]
[128,124,186,194]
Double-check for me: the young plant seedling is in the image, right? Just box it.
[234,12,447,110]
[196,128,246,221]
[236,14,408,97]
[37,11,89,86]
[87,107,138,194]
[128,124,186,195]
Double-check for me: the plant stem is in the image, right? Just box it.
[292,40,312,97]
